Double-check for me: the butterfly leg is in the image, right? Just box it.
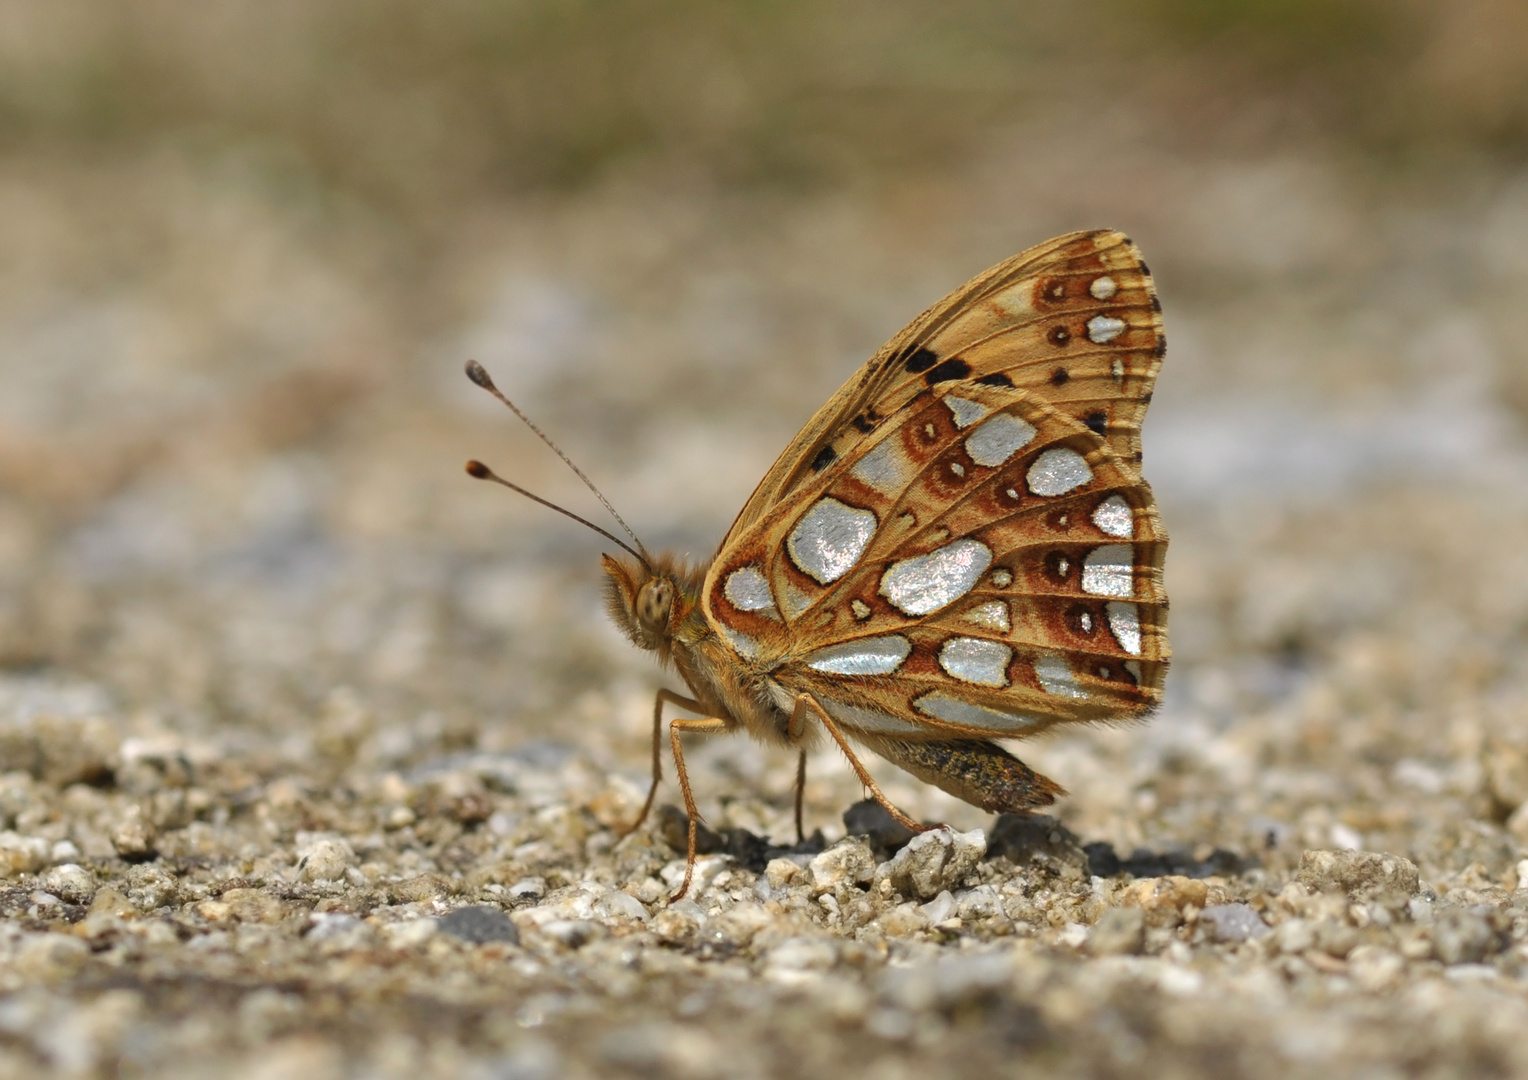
[793,750,807,844]
[790,693,933,838]
[617,688,705,842]
[668,714,730,900]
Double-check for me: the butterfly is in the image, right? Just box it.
[466,229,1168,899]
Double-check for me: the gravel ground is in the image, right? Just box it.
[6,98,1528,1077]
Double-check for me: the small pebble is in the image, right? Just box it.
[110,812,156,860]
[39,863,97,905]
[380,919,438,948]
[1117,876,1207,928]
[763,937,838,981]
[1199,903,1270,943]
[874,829,986,901]
[540,919,603,948]
[808,836,876,894]
[295,835,356,884]
[0,831,50,877]
[1296,850,1420,901]
[1087,907,1146,956]
[841,800,915,851]
[593,891,649,922]
[1430,907,1505,965]
[508,877,546,900]
[438,905,520,945]
[878,951,1011,1011]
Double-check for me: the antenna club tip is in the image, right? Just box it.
[464,460,492,479]
[464,360,495,390]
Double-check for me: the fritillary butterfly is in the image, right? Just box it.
[467,229,1169,898]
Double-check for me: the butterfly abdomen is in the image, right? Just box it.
[855,733,1063,813]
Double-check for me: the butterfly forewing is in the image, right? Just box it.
[700,228,1168,744]
[722,230,1164,542]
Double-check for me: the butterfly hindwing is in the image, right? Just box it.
[708,386,1165,735]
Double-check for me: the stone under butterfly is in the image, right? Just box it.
[466,229,1169,898]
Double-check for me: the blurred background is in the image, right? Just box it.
[4,0,1528,845]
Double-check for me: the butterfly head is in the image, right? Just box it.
[602,552,702,658]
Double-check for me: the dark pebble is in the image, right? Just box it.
[843,799,916,852]
[439,905,519,945]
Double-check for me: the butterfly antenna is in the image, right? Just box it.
[463,360,651,564]
[463,461,648,564]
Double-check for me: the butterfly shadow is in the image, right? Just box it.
[986,812,1259,880]
[656,799,1259,880]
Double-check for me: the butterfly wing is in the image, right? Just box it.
[701,229,1168,742]
[724,229,1164,540]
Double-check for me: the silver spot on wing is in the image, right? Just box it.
[938,637,1012,687]
[943,395,990,430]
[820,697,926,736]
[1087,314,1126,343]
[803,635,912,676]
[778,579,813,621]
[850,437,915,497]
[960,600,1010,633]
[718,623,761,662]
[1033,652,1084,698]
[964,413,1037,468]
[1090,275,1118,300]
[787,497,877,585]
[913,693,1036,732]
[1081,545,1134,598]
[1106,601,1142,655]
[879,538,993,616]
[1091,495,1133,538]
[1027,448,1092,496]
[723,565,776,612]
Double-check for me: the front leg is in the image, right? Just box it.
[618,688,705,841]
[789,693,934,838]
[668,715,730,900]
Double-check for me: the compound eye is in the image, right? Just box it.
[636,579,674,631]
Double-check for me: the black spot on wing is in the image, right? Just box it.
[1083,410,1108,436]
[976,372,1013,387]
[903,347,939,374]
[811,445,838,472]
[924,358,971,385]
[1050,368,1070,386]
[1150,294,1162,313]
[850,406,883,433]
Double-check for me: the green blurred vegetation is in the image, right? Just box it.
[0,0,1524,224]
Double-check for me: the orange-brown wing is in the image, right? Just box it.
[700,230,1168,741]
[721,229,1164,543]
